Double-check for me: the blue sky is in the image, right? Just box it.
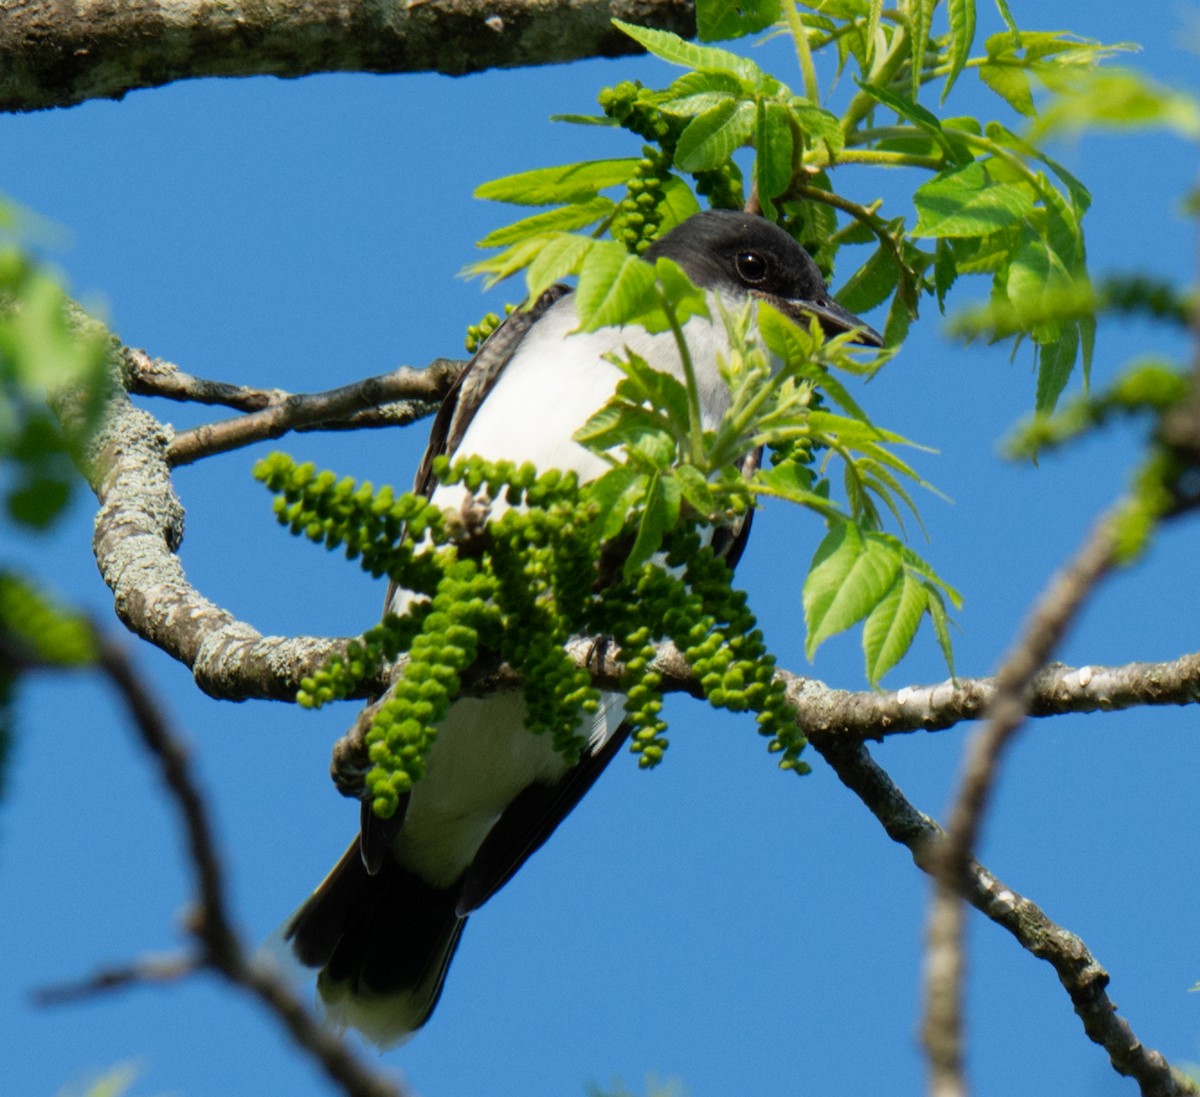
[4,4,1200,1096]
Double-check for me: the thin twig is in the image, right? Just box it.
[158,358,464,466]
[89,632,409,1097]
[923,510,1121,1097]
[33,954,199,1003]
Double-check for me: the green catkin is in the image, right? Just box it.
[255,451,806,817]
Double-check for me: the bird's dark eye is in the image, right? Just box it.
[734,251,769,285]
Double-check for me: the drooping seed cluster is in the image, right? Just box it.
[255,451,806,818]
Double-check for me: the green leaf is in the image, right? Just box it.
[992,0,1020,42]
[793,104,846,157]
[464,235,548,286]
[574,243,658,330]
[834,243,899,316]
[660,91,738,118]
[612,19,765,85]
[477,198,614,247]
[984,122,1091,214]
[1035,322,1079,414]
[803,521,903,659]
[979,62,1035,116]
[588,465,648,540]
[882,288,918,348]
[625,472,682,577]
[755,100,794,205]
[697,0,781,42]
[7,475,70,529]
[675,98,757,172]
[933,238,957,311]
[866,0,883,64]
[1032,69,1200,141]
[909,0,934,102]
[926,586,957,676]
[475,159,639,206]
[912,161,1035,238]
[855,80,962,164]
[619,348,694,431]
[862,569,926,684]
[656,174,704,232]
[525,233,597,300]
[756,463,842,516]
[943,0,977,101]
[668,70,747,100]
[577,401,675,462]
[673,463,718,514]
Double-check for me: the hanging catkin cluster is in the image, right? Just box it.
[255,451,804,820]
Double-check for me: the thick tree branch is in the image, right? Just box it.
[64,335,1200,730]
[818,739,1199,1097]
[0,0,696,114]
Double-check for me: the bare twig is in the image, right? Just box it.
[817,739,1199,1097]
[87,631,409,1097]
[33,954,200,1004]
[158,358,464,466]
[923,510,1121,1097]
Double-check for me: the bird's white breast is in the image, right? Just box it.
[392,294,734,888]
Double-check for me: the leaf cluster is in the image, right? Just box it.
[572,274,958,683]
[467,2,1144,409]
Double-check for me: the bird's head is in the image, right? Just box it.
[645,209,884,348]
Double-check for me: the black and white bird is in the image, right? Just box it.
[283,210,882,1046]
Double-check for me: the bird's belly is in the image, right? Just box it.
[393,691,570,887]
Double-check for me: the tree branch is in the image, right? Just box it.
[33,628,412,1097]
[924,509,1120,1097]
[0,0,696,114]
[817,739,1199,1097]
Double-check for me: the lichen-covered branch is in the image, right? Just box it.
[54,339,370,700]
[60,332,1200,729]
[0,0,696,114]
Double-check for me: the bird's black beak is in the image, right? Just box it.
[762,292,884,348]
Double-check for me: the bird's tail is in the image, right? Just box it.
[285,840,466,1047]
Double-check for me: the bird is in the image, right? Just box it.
[282,209,883,1046]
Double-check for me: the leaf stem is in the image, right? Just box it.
[660,287,707,464]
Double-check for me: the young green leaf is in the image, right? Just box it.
[979,62,1035,116]
[908,0,934,102]
[475,159,640,206]
[755,99,795,205]
[912,161,1036,238]
[574,243,658,330]
[697,0,781,43]
[943,0,977,101]
[862,569,926,684]
[803,521,903,659]
[525,233,597,300]
[613,20,766,85]
[675,99,757,172]
[1035,322,1079,414]
[477,198,614,247]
